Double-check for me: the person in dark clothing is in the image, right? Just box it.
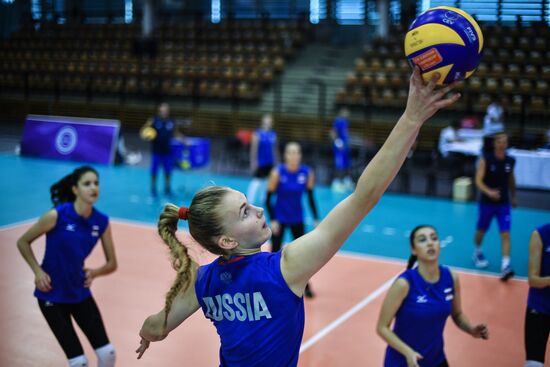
[472,132,517,281]
[142,103,183,196]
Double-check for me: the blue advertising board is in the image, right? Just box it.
[21,115,120,164]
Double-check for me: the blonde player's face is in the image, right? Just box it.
[261,114,272,130]
[73,171,99,205]
[412,227,440,262]
[219,190,271,249]
[284,144,301,167]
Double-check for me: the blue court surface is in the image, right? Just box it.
[1,154,548,277]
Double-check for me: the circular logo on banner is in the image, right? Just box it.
[55,126,78,155]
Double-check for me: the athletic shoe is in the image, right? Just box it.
[500,266,515,282]
[331,181,346,193]
[472,251,489,269]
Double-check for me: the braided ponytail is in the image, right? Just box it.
[157,204,195,330]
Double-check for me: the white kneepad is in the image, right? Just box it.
[524,361,544,367]
[95,343,116,367]
[68,354,88,367]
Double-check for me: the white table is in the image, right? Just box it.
[458,128,485,140]
[508,149,550,190]
[447,138,483,156]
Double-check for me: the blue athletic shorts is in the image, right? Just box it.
[151,153,173,176]
[334,149,350,170]
[476,202,511,232]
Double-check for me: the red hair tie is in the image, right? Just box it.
[178,206,189,220]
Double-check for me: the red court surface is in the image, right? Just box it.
[1,221,544,366]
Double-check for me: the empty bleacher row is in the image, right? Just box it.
[336,23,550,116]
[0,21,311,100]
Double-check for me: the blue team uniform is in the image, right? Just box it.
[528,224,550,315]
[477,152,516,232]
[274,164,310,225]
[151,116,175,175]
[384,266,454,367]
[34,202,109,303]
[195,251,305,367]
[256,129,277,169]
[332,116,350,169]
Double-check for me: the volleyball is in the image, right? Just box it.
[140,126,157,141]
[404,6,484,85]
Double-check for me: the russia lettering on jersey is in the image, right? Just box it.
[194,251,305,367]
[202,292,272,322]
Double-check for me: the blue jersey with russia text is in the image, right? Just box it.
[194,251,305,367]
[34,203,109,303]
[151,116,175,155]
[384,266,454,367]
[256,128,277,168]
[275,164,310,225]
[528,224,550,315]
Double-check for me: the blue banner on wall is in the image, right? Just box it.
[21,115,120,164]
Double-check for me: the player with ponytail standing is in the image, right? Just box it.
[17,166,117,367]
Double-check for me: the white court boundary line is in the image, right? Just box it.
[299,275,396,353]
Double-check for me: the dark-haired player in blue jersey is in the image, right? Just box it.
[17,166,117,367]
[266,141,319,298]
[135,69,462,366]
[472,132,517,281]
[377,225,489,367]
[525,223,550,367]
[247,113,279,206]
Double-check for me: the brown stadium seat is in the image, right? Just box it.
[502,78,515,93]
[507,64,520,77]
[519,79,532,93]
[486,78,499,93]
[529,96,546,114]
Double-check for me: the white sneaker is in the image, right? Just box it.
[472,252,489,269]
[331,180,345,193]
[343,178,355,191]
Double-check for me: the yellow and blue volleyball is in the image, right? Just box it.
[140,126,157,141]
[404,6,484,85]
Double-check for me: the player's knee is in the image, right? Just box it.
[95,343,116,367]
[68,354,88,367]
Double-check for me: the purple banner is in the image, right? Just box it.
[21,115,120,164]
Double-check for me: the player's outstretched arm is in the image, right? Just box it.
[281,68,460,294]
